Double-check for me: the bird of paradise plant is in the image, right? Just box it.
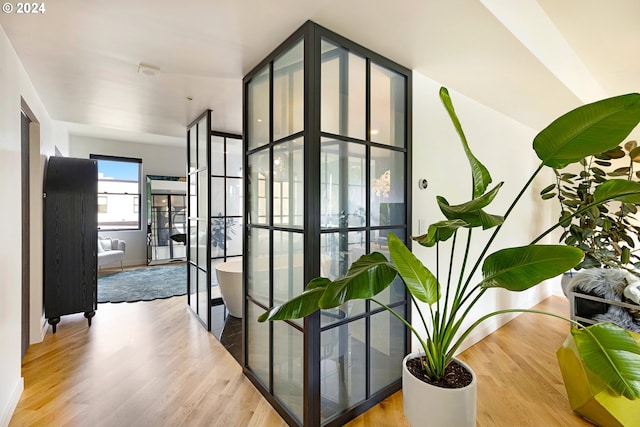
[259,87,640,399]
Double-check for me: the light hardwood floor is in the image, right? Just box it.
[10,296,592,427]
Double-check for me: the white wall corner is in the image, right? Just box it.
[0,377,23,427]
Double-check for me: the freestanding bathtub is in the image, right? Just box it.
[215,259,243,318]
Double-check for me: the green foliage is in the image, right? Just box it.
[259,88,640,398]
[542,141,640,269]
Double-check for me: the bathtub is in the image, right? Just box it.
[215,259,243,318]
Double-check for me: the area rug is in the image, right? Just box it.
[98,264,187,303]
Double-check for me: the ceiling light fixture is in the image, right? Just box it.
[138,63,160,77]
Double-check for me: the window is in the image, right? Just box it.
[98,196,108,213]
[90,154,142,230]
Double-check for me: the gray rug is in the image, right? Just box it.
[98,264,187,303]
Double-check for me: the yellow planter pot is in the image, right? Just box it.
[557,333,640,427]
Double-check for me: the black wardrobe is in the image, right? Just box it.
[43,156,98,332]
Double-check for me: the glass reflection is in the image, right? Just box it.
[370,307,405,393]
[370,148,404,228]
[248,67,270,150]
[247,227,270,306]
[247,302,270,386]
[321,138,366,229]
[320,39,366,140]
[370,62,405,147]
[248,150,271,225]
[273,322,304,423]
[273,139,304,228]
[211,135,225,176]
[320,319,366,423]
[274,40,304,141]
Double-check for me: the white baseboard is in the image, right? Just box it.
[40,316,48,339]
[0,377,24,427]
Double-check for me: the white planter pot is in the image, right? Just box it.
[402,353,477,427]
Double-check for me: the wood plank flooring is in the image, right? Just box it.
[10,296,592,426]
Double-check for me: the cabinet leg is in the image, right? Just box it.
[48,317,60,334]
[84,311,96,327]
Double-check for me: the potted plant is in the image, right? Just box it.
[541,140,640,270]
[258,87,640,426]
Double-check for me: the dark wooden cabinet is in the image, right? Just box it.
[43,156,98,332]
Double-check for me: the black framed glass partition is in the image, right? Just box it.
[187,111,212,329]
[210,131,244,283]
[187,113,244,331]
[243,21,412,427]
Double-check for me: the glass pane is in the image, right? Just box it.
[371,148,404,227]
[370,62,405,147]
[188,128,196,173]
[273,322,303,423]
[248,150,271,225]
[198,116,208,168]
[248,66,270,150]
[320,138,366,229]
[211,258,224,287]
[247,302,270,387]
[226,217,243,257]
[188,174,197,218]
[198,268,208,322]
[247,227,270,306]
[189,219,197,262]
[210,177,225,217]
[97,193,140,230]
[211,214,225,259]
[320,231,366,326]
[211,135,225,175]
[227,136,243,178]
[197,219,207,268]
[273,231,304,303]
[189,263,198,312]
[320,319,367,423]
[320,39,366,140]
[273,39,304,141]
[371,229,406,305]
[273,139,304,228]
[370,306,405,394]
[198,170,208,219]
[227,178,243,217]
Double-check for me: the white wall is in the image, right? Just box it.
[411,72,559,354]
[69,136,186,267]
[0,25,69,427]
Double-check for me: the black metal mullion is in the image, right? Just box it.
[303,21,322,427]
[268,58,275,395]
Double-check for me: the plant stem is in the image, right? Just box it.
[447,308,581,358]
[462,163,546,294]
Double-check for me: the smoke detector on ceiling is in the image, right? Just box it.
[138,63,160,77]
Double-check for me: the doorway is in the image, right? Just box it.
[20,109,30,359]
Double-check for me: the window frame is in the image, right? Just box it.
[90,154,143,231]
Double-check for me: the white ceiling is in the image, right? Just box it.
[1,0,639,146]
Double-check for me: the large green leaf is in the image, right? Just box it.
[413,219,468,247]
[592,179,640,204]
[440,87,492,198]
[481,245,583,291]
[572,323,640,399]
[388,233,439,304]
[437,196,504,230]
[257,277,331,321]
[533,93,640,169]
[318,252,398,309]
[436,183,504,230]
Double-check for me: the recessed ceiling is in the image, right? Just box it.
[1,0,638,146]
